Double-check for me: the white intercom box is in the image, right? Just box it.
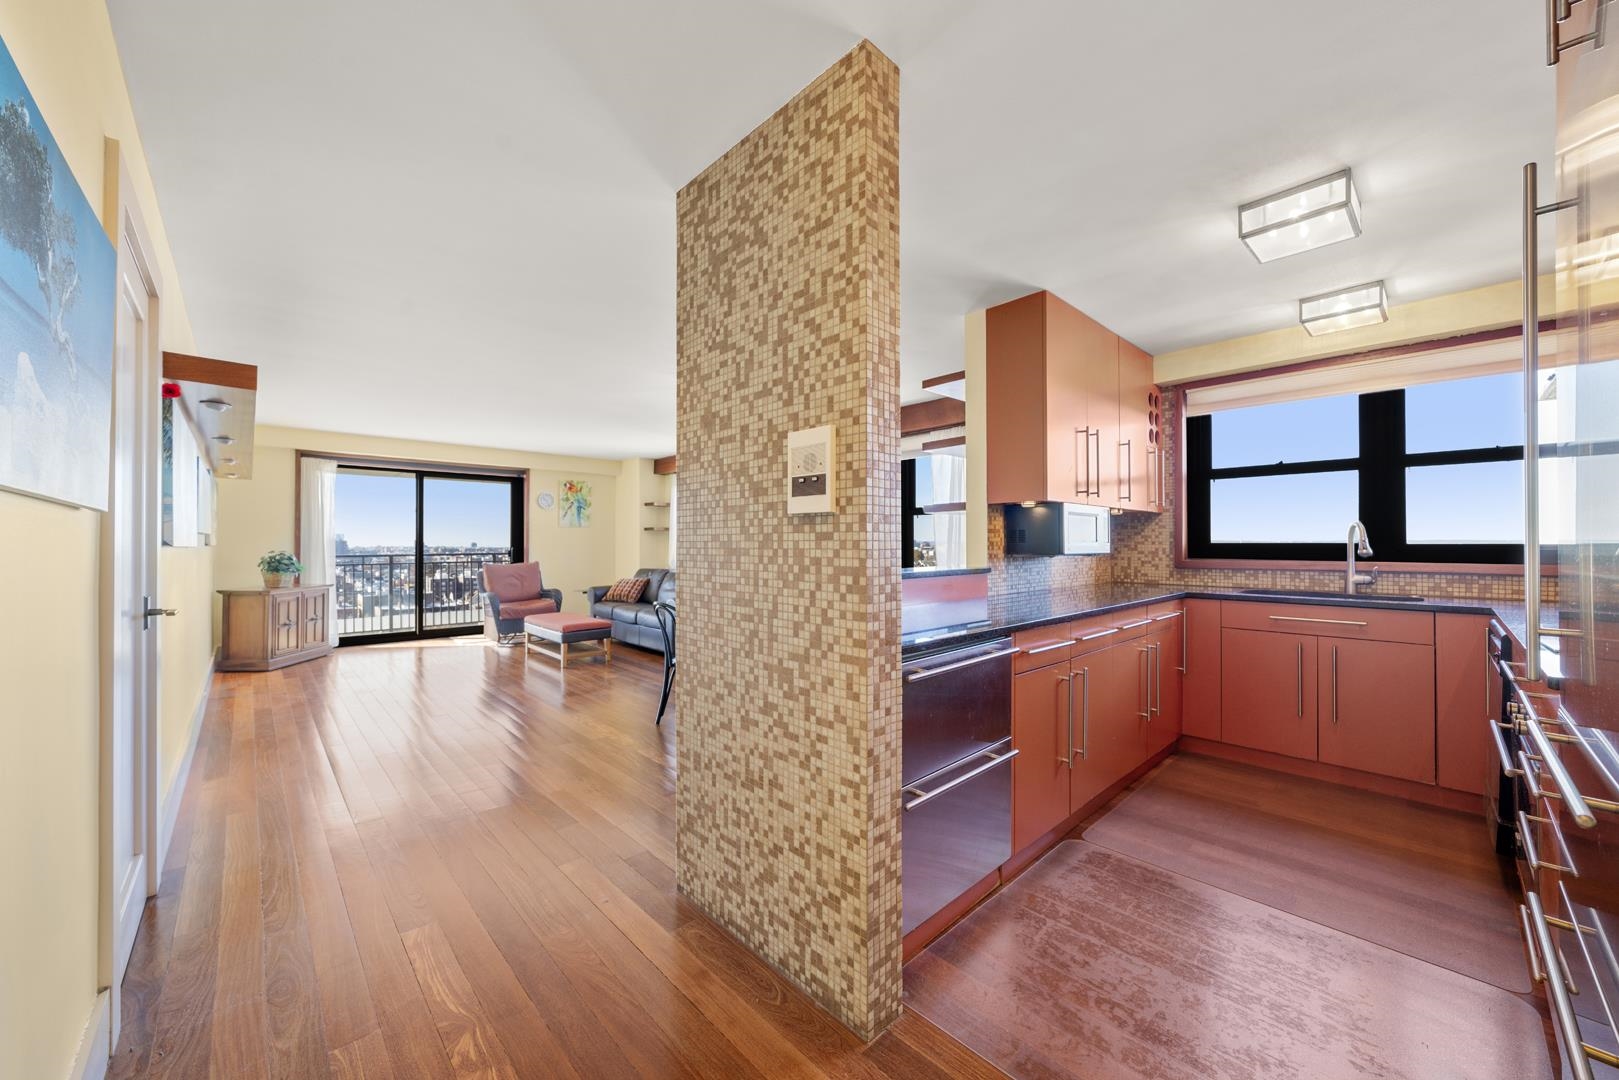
[787,425,834,514]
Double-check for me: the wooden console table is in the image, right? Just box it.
[218,585,334,671]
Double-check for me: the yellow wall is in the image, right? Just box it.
[1153,278,1548,385]
[215,426,627,630]
[0,3,207,1078]
[613,457,673,577]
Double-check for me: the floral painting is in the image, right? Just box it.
[0,31,116,510]
[559,479,592,528]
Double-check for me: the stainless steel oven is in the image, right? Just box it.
[901,638,1017,935]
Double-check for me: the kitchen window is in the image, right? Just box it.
[1184,370,1529,564]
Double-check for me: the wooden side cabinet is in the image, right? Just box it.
[219,586,334,671]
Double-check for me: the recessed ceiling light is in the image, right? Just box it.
[1299,280,1387,336]
[212,435,235,445]
[224,472,239,478]
[199,398,232,412]
[1239,168,1361,263]
[221,457,238,466]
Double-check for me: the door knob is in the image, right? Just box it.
[142,596,178,630]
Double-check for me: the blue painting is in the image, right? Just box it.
[0,32,115,510]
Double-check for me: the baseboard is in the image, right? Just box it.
[156,656,214,873]
[67,990,110,1080]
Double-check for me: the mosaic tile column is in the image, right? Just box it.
[674,40,902,1039]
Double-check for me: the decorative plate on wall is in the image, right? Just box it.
[536,491,555,510]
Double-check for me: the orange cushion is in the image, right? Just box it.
[525,613,612,635]
[483,561,542,602]
[499,597,557,619]
[602,576,649,603]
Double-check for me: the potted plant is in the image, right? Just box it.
[258,551,303,589]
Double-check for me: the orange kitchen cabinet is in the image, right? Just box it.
[1116,337,1157,512]
[1070,641,1148,813]
[1435,614,1494,795]
[1012,663,1074,853]
[1220,628,1318,760]
[1317,637,1436,784]
[1147,610,1183,757]
[1182,599,1222,739]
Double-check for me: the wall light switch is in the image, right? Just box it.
[787,425,834,514]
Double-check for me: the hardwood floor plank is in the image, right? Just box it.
[400,923,520,1080]
[210,812,269,1079]
[329,1029,395,1080]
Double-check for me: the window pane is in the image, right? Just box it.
[1406,462,1523,545]
[1210,395,1358,468]
[1209,471,1358,543]
[1405,372,1522,453]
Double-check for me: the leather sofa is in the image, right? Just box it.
[589,567,676,652]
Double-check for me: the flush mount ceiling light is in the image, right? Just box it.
[212,434,235,445]
[199,398,232,412]
[1299,280,1388,337]
[1238,168,1361,263]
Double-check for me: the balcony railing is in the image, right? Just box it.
[335,549,512,637]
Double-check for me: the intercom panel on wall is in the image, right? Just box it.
[787,425,834,514]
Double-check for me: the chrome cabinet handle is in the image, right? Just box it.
[904,646,1018,683]
[1023,639,1075,655]
[902,748,1019,811]
[1120,618,1153,630]
[1151,611,1182,622]
[1061,673,1074,768]
[1520,903,1547,985]
[1523,891,1595,1080]
[1489,719,1523,778]
[1080,666,1090,760]
[1295,642,1303,718]
[1152,643,1162,718]
[1078,627,1120,642]
[1330,645,1339,726]
[1518,809,1580,876]
[1268,615,1368,627]
[1137,646,1151,720]
[1074,427,1087,498]
[1088,429,1101,497]
[1180,607,1188,675]
[1501,659,1599,828]
[1118,439,1132,502]
[1545,0,1607,65]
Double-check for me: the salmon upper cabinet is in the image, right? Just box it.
[1316,637,1436,784]
[985,290,1159,511]
[1220,628,1319,760]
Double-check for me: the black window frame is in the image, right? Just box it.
[1185,386,1524,564]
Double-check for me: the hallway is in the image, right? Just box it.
[110,640,994,1079]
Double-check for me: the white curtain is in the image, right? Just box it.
[299,456,339,645]
[927,454,967,570]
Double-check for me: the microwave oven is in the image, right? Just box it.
[1002,502,1111,556]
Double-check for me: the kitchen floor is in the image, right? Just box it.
[904,755,1554,1080]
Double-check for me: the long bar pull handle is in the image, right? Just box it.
[1023,639,1076,656]
[1078,627,1120,642]
[902,748,1020,811]
[1119,439,1132,502]
[1074,428,1087,498]
[1150,611,1183,621]
[1521,903,1548,985]
[1138,646,1151,720]
[1331,645,1339,726]
[1490,718,1524,778]
[1059,673,1074,768]
[1268,615,1369,627]
[904,646,1019,683]
[1519,809,1580,875]
[1547,0,1608,65]
[1296,642,1304,718]
[1089,430,1101,497]
[1120,618,1154,631]
[1152,643,1162,717]
[1079,666,1090,760]
[1525,891,1597,1080]
[1522,712,1599,828]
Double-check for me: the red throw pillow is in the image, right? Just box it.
[603,577,649,603]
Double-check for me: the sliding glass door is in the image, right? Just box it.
[332,465,523,642]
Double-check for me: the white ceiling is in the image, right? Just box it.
[107,0,1554,459]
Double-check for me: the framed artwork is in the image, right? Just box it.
[0,31,116,510]
[559,479,592,527]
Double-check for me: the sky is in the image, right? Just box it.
[334,470,513,549]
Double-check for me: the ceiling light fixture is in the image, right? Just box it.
[221,457,238,466]
[199,398,232,412]
[212,434,235,445]
[1238,167,1361,263]
[1299,280,1388,337]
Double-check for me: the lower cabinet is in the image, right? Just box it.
[1316,636,1436,784]
[1012,663,1073,853]
[1146,611,1183,757]
[1069,641,1147,813]
[1182,599,1221,739]
[1220,628,1318,760]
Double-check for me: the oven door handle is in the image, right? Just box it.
[904,647,1018,683]
[902,748,1019,812]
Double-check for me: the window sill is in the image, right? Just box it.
[1174,555,1525,576]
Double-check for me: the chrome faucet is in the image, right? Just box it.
[1346,521,1376,595]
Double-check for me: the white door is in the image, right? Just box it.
[101,227,158,1041]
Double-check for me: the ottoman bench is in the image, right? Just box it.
[523,612,614,668]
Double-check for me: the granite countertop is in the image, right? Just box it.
[901,581,1556,661]
[901,566,991,579]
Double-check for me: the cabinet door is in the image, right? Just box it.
[300,589,329,649]
[1183,599,1222,739]
[270,593,302,657]
[1435,614,1491,795]
[1116,339,1155,512]
[1070,643,1148,813]
[1012,665,1074,853]
[1221,628,1317,760]
[1318,637,1436,784]
[1147,619,1184,757]
[1047,298,1117,504]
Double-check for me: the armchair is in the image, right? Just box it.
[481,561,561,644]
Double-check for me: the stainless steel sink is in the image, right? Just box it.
[1237,588,1427,603]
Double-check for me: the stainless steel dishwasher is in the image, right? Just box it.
[901,637,1017,935]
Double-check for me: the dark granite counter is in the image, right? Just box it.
[900,566,991,580]
[901,581,1558,662]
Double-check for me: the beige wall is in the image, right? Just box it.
[614,457,673,577]
[675,41,902,1040]
[215,426,626,632]
[0,3,206,1078]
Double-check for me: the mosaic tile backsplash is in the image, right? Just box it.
[674,41,902,1040]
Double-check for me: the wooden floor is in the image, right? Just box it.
[111,637,1001,1080]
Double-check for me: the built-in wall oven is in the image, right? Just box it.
[901,637,1018,935]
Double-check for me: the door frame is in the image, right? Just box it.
[98,140,164,1049]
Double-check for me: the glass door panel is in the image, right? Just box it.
[333,468,419,637]
[422,476,517,631]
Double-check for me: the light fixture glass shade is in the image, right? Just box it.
[1239,168,1362,262]
[1299,280,1388,337]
